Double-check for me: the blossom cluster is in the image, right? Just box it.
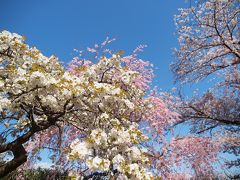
[0,30,85,135]
[64,40,159,179]
[68,120,153,179]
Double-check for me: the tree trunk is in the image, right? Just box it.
[0,144,27,178]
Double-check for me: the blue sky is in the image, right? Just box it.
[0,0,191,91]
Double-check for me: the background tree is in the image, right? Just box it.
[172,0,240,176]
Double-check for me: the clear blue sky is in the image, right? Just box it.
[0,0,190,91]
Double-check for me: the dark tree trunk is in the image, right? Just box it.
[0,144,27,178]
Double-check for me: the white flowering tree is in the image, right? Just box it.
[0,30,161,179]
[0,30,81,177]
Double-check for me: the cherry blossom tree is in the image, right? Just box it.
[173,0,239,84]
[0,30,220,179]
[172,0,240,175]
[0,30,158,179]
